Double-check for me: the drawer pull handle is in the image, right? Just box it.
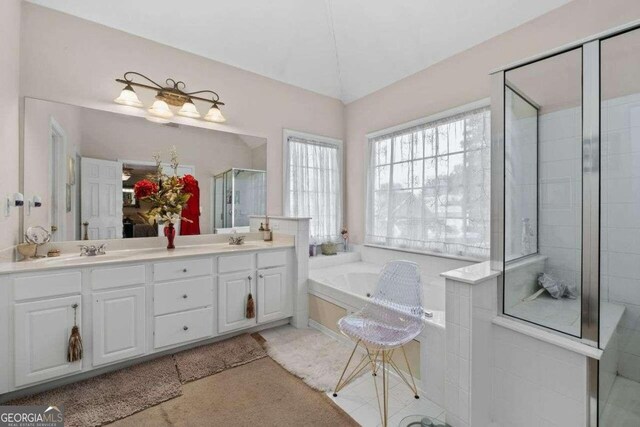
[182,294,188,299]
[259,274,264,278]
[248,275,252,281]
[183,326,189,331]
[183,268,188,273]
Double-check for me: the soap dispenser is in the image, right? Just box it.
[263,219,272,242]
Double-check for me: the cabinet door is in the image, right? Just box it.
[218,271,257,333]
[14,295,82,387]
[93,287,146,366]
[257,266,291,323]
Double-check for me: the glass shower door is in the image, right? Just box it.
[599,27,640,426]
[502,47,584,337]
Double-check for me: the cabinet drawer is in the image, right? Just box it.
[257,250,287,269]
[154,276,213,315]
[153,258,212,282]
[91,264,146,290]
[218,253,254,273]
[14,271,81,301]
[154,307,213,348]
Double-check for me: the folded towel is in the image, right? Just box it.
[537,273,577,299]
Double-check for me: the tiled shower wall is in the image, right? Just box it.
[537,106,583,295]
[601,92,640,382]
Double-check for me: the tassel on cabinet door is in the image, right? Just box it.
[246,293,255,319]
[67,303,83,362]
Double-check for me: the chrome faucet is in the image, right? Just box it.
[228,232,245,245]
[80,243,107,256]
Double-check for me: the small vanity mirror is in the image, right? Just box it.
[23,98,267,242]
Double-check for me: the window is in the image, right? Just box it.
[283,130,342,241]
[366,106,490,258]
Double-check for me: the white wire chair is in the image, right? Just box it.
[333,260,425,427]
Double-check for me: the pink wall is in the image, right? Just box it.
[344,0,640,244]
[19,3,345,224]
[0,0,21,252]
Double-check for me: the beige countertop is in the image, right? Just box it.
[0,238,294,274]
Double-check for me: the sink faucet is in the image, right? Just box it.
[80,243,107,256]
[228,231,245,246]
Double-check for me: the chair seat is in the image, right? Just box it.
[338,304,424,349]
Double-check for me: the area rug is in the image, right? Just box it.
[9,334,268,426]
[173,333,266,383]
[9,355,181,427]
[109,357,359,427]
[261,325,367,392]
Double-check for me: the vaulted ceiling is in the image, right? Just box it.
[26,0,571,103]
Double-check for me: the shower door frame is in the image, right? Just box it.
[490,19,640,427]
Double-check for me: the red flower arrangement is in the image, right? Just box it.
[133,179,159,199]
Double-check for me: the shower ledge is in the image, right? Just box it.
[493,316,603,359]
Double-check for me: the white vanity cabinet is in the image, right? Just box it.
[257,266,289,323]
[91,264,147,367]
[92,287,146,366]
[12,271,83,388]
[218,271,257,333]
[218,250,292,333]
[14,295,83,387]
[2,242,296,396]
[152,258,214,349]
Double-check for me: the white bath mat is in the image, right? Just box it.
[261,325,367,392]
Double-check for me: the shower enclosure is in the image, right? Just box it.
[213,168,266,232]
[492,24,640,426]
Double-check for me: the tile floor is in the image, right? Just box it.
[327,369,445,427]
[600,376,640,427]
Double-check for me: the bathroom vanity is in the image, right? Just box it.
[0,237,296,396]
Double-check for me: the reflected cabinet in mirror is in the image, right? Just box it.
[503,47,583,337]
[23,98,267,242]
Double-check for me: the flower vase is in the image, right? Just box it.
[164,222,176,249]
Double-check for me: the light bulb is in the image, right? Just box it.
[148,100,173,119]
[114,85,143,107]
[204,104,226,123]
[178,100,201,118]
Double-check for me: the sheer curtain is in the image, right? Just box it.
[285,134,342,241]
[366,107,490,259]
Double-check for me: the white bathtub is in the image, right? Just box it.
[308,261,446,327]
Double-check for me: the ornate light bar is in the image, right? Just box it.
[114,71,226,123]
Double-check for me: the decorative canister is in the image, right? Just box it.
[321,242,338,256]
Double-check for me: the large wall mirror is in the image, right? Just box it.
[22,98,267,242]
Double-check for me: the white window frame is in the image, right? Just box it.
[364,98,490,261]
[282,129,344,240]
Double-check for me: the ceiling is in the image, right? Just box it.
[26,0,571,103]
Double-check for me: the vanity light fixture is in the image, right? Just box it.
[114,84,144,107]
[204,103,226,123]
[147,99,174,122]
[114,72,226,124]
[177,98,201,119]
